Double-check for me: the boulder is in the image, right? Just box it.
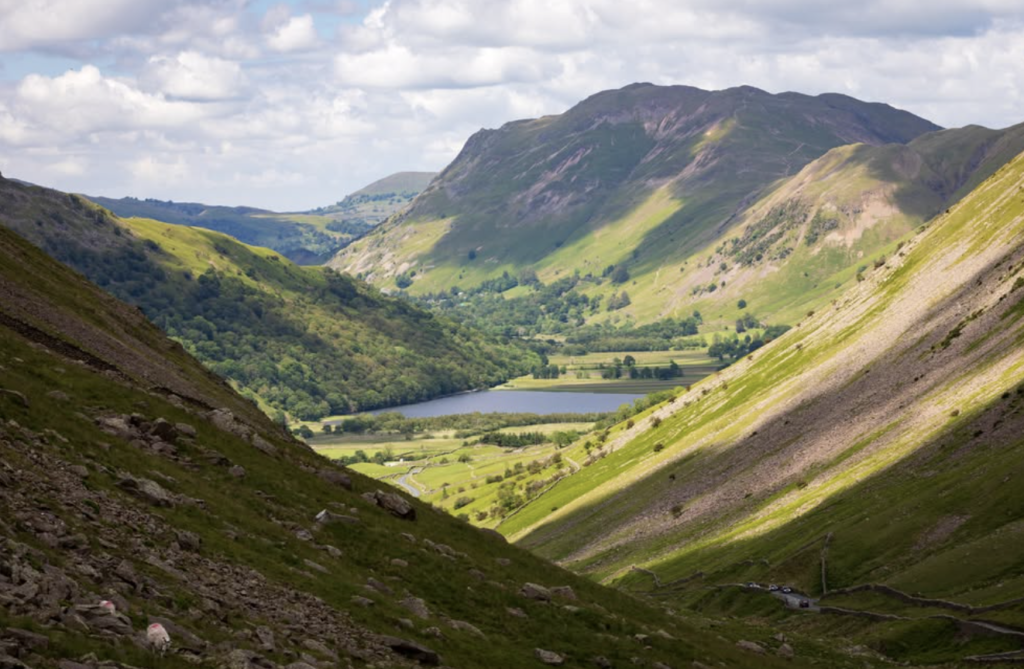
[251,434,277,457]
[208,409,252,440]
[0,389,29,409]
[45,390,70,402]
[116,475,174,507]
[736,640,765,654]
[317,468,352,490]
[535,648,564,665]
[400,596,431,619]
[778,643,794,658]
[379,636,439,666]
[447,619,485,637]
[551,585,576,601]
[148,418,179,443]
[520,583,551,601]
[255,626,275,652]
[176,422,197,438]
[72,604,133,635]
[228,465,246,479]
[372,490,416,520]
[175,530,202,552]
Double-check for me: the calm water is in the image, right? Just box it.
[369,390,644,418]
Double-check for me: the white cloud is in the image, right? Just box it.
[15,66,210,137]
[142,51,247,100]
[0,0,167,51]
[266,12,319,52]
[1,0,1024,211]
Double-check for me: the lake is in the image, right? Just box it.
[367,390,645,418]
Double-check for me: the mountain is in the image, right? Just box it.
[89,172,434,265]
[331,83,939,295]
[497,148,1024,665]
[0,224,818,669]
[0,175,538,421]
[337,171,437,198]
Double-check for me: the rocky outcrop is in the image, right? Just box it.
[368,490,416,520]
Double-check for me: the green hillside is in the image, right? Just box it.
[87,196,353,265]
[0,175,538,421]
[500,148,1024,665]
[0,223,830,668]
[90,172,434,265]
[332,85,1024,343]
[331,84,938,295]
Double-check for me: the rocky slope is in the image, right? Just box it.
[0,225,818,667]
[499,146,1024,664]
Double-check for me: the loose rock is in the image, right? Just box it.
[535,648,565,665]
[379,636,439,666]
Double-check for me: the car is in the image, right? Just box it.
[768,584,779,591]
[746,582,761,589]
[782,586,793,594]
[799,599,810,609]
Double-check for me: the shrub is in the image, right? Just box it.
[653,443,664,452]
[453,496,474,510]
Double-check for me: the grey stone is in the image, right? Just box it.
[535,648,564,665]
[520,583,551,601]
[379,636,439,666]
[251,434,277,457]
[116,475,174,507]
[372,490,415,520]
[317,468,352,490]
[400,596,431,619]
[736,640,765,654]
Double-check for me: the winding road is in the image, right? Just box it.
[395,467,423,498]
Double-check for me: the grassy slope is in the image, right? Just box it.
[89,172,434,265]
[331,83,939,305]
[0,223,826,669]
[504,148,1024,638]
[335,87,1024,339]
[0,176,539,419]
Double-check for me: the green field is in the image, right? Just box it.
[310,421,598,526]
[500,349,718,392]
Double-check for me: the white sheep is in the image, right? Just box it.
[147,622,171,655]
[99,600,116,614]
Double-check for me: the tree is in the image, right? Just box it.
[623,354,636,367]
[737,299,747,309]
[610,265,630,284]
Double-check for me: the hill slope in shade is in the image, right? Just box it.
[331,83,939,291]
[0,224,824,668]
[498,148,1024,664]
[0,175,538,420]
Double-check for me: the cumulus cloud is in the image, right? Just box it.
[141,51,248,100]
[1,0,1024,210]
[264,7,320,52]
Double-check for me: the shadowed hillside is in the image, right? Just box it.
[499,148,1024,666]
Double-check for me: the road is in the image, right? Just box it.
[395,467,423,498]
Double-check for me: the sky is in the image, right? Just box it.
[1,1,1023,211]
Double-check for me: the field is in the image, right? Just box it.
[499,349,718,392]
[309,422,598,527]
